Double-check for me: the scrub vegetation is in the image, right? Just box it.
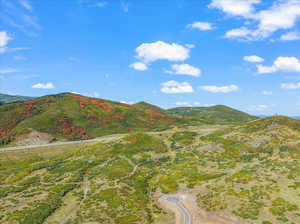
[1,115,300,223]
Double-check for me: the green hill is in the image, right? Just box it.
[0,93,187,146]
[0,93,32,104]
[167,105,257,123]
[240,115,300,132]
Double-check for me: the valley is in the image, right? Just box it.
[1,115,300,224]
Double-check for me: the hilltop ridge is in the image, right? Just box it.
[167,104,257,123]
[0,93,185,146]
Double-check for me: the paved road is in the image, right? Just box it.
[165,196,191,224]
[0,134,123,152]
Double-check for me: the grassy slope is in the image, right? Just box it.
[1,121,300,224]
[168,105,257,123]
[0,93,32,104]
[0,93,187,145]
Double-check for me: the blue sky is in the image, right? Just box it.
[1,0,300,115]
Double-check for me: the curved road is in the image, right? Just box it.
[165,195,191,224]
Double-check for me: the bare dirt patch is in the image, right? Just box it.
[15,130,53,146]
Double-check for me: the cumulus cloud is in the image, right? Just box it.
[200,84,239,93]
[280,31,300,41]
[166,64,201,77]
[161,80,194,94]
[213,0,300,41]
[121,101,134,105]
[175,101,201,107]
[32,82,55,89]
[130,62,148,71]
[281,82,300,89]
[0,31,12,53]
[257,56,300,74]
[135,41,190,63]
[187,22,214,31]
[225,27,253,40]
[262,90,273,95]
[243,55,264,63]
[209,0,260,16]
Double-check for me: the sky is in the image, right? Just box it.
[1,0,300,116]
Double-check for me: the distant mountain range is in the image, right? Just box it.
[0,92,256,146]
[0,93,33,105]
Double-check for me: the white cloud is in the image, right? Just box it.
[256,65,277,74]
[121,101,134,105]
[161,80,194,94]
[200,84,239,93]
[166,64,201,77]
[215,0,300,41]
[257,1,300,36]
[225,27,253,39]
[244,55,264,63]
[130,62,148,71]
[135,41,190,63]
[187,22,214,31]
[281,82,300,89]
[248,104,270,111]
[32,82,55,89]
[0,68,19,74]
[209,0,260,16]
[175,101,201,107]
[280,31,300,41]
[257,56,300,74]
[0,31,12,53]
[262,90,273,95]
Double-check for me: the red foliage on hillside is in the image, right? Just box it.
[0,129,9,139]
[21,100,36,115]
[146,109,165,119]
[79,102,86,109]
[58,118,89,139]
[68,94,115,113]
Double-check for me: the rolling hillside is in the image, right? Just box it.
[0,93,187,146]
[0,93,32,105]
[167,105,257,123]
[2,119,300,223]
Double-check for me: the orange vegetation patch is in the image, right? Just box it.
[0,129,10,139]
[146,109,165,119]
[58,118,89,139]
[79,102,86,109]
[21,100,36,115]
[68,94,115,113]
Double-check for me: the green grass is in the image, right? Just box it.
[1,123,300,224]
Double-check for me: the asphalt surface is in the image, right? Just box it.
[0,135,123,152]
[165,196,191,224]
